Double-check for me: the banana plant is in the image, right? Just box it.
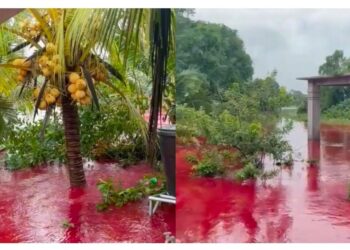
[0,8,174,187]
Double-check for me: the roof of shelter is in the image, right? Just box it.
[297,74,350,85]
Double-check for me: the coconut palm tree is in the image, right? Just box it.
[0,9,174,187]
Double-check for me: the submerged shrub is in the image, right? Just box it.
[234,162,261,181]
[185,153,199,165]
[96,175,166,211]
[193,150,224,177]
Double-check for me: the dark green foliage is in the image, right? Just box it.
[176,105,214,140]
[177,105,293,169]
[185,153,198,165]
[220,150,239,163]
[96,175,166,211]
[319,50,350,76]
[288,90,307,113]
[234,162,261,181]
[176,12,253,101]
[323,99,350,120]
[192,150,224,177]
[176,13,293,181]
[3,119,65,170]
[176,69,211,111]
[318,50,350,111]
[79,100,146,163]
[2,98,147,170]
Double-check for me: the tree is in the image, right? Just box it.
[0,9,174,187]
[176,12,253,95]
[318,50,350,110]
[176,69,211,111]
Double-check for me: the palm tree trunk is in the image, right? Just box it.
[61,93,86,187]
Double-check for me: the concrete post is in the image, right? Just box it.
[307,82,320,140]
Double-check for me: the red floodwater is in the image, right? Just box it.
[176,122,350,242]
[0,161,174,243]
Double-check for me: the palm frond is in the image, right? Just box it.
[147,9,173,164]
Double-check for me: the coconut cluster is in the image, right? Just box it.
[92,63,108,82]
[12,58,31,83]
[68,73,92,105]
[33,87,61,110]
[19,19,41,39]
[38,43,62,77]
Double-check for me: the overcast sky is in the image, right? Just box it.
[193,9,350,93]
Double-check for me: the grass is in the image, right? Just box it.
[284,110,350,125]
[321,118,350,125]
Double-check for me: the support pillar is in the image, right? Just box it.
[307,82,320,140]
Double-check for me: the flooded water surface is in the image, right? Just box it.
[176,121,350,242]
[0,161,174,243]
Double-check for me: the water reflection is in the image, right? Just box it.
[177,121,350,242]
[62,188,85,243]
[0,162,174,242]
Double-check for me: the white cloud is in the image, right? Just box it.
[192,9,350,93]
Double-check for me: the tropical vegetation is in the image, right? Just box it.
[0,9,175,187]
[176,10,293,181]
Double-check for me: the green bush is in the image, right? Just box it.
[234,162,261,181]
[3,119,65,170]
[3,98,147,170]
[177,105,293,168]
[323,99,350,121]
[193,150,224,177]
[96,175,166,211]
[79,100,146,163]
[185,153,198,165]
[176,105,215,141]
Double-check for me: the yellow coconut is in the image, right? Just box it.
[80,96,91,105]
[52,55,60,64]
[50,88,60,98]
[42,68,51,77]
[39,55,49,65]
[34,23,41,31]
[30,30,37,38]
[69,72,80,84]
[39,100,47,110]
[19,21,26,29]
[17,75,25,82]
[45,93,56,104]
[47,61,55,70]
[53,65,62,74]
[75,79,87,90]
[19,69,27,77]
[71,93,79,101]
[33,88,40,99]
[97,72,107,81]
[68,83,78,94]
[46,43,56,54]
[75,90,86,99]
[22,60,31,68]
[12,58,24,66]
